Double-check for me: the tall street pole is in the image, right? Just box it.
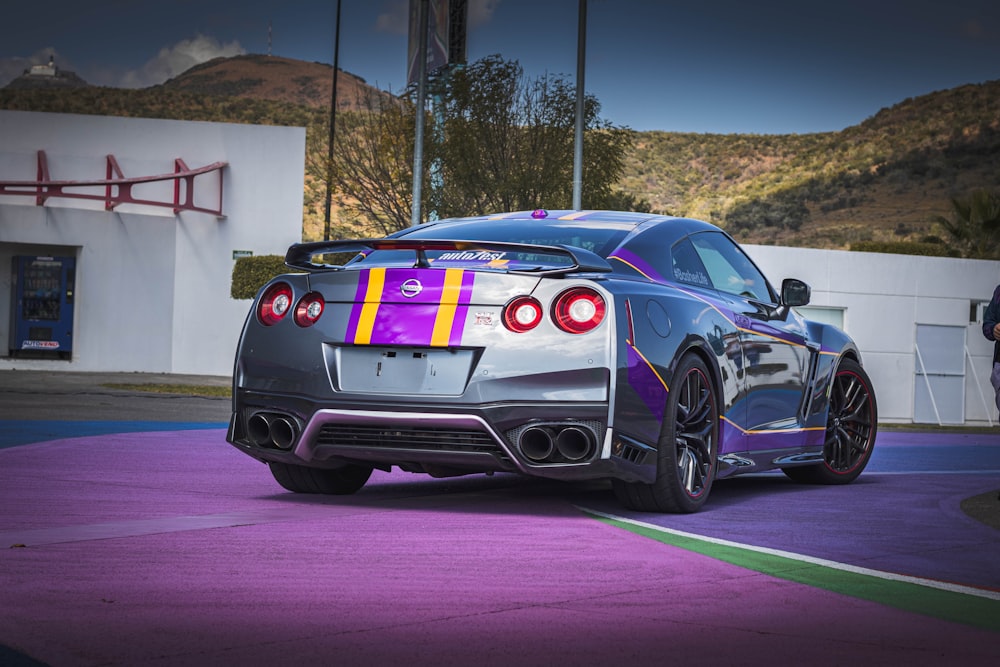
[323,0,342,240]
[572,0,587,211]
[411,0,430,226]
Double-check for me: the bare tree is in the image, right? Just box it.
[307,90,421,237]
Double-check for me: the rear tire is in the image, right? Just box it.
[613,353,719,513]
[782,358,877,484]
[269,461,372,495]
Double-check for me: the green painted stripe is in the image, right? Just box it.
[579,507,1000,633]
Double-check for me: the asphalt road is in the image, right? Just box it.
[0,370,232,423]
[1,370,999,666]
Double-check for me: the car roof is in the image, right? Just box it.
[413,210,720,235]
[432,210,667,228]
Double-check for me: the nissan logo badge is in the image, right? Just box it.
[400,278,423,298]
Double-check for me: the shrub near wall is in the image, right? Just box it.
[231,252,362,299]
[231,255,289,299]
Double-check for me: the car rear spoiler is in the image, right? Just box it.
[284,238,613,275]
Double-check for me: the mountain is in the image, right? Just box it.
[4,57,89,90]
[622,80,1000,248]
[158,54,394,111]
[1,54,997,250]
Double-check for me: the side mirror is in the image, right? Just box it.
[781,278,811,308]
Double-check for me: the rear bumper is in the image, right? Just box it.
[226,393,640,482]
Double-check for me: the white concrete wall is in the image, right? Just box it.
[2,109,998,423]
[746,245,1000,425]
[0,110,304,376]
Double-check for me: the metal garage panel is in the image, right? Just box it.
[914,324,964,424]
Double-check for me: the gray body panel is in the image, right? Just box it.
[228,211,865,487]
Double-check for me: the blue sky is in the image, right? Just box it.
[1,0,998,134]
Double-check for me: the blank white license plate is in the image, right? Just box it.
[334,347,476,395]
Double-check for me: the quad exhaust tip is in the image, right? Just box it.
[518,424,596,463]
[247,412,300,450]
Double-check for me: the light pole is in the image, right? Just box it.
[572,0,587,211]
[323,0,342,241]
[411,0,430,226]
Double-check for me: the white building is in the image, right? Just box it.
[0,110,304,376]
[0,109,997,424]
[747,245,999,426]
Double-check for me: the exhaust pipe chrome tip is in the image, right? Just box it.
[519,426,555,462]
[247,412,300,450]
[247,413,272,447]
[555,426,593,462]
[270,417,297,450]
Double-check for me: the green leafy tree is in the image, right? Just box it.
[431,55,639,217]
[933,189,1000,259]
[311,55,641,235]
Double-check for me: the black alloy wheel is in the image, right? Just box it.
[614,353,719,513]
[783,358,877,484]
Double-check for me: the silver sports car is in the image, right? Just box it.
[227,210,877,513]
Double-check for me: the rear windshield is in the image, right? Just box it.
[348,218,633,270]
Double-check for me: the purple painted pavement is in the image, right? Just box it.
[574,429,1000,591]
[1,429,998,666]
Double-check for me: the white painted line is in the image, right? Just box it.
[578,506,1000,601]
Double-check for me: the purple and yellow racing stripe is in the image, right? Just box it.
[345,268,476,347]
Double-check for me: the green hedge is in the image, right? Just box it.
[230,252,361,299]
[231,255,289,300]
[849,241,961,257]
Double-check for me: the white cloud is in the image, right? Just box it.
[468,0,500,28]
[119,34,246,88]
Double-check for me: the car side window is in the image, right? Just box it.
[689,232,774,302]
[612,223,676,283]
[670,237,712,288]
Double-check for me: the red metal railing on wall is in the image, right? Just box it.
[0,151,228,217]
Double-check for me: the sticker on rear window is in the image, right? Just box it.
[437,250,508,262]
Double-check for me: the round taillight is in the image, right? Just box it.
[258,282,293,326]
[553,287,606,334]
[294,293,325,327]
[503,296,543,333]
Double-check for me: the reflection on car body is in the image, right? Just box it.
[227,210,877,513]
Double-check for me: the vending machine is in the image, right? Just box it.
[9,255,76,358]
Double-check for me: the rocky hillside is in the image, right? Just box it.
[623,80,1000,248]
[3,54,998,249]
[157,54,393,111]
